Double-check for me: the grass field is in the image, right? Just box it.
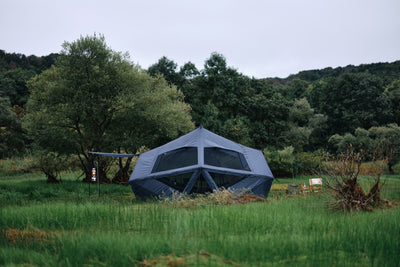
[1,172,399,266]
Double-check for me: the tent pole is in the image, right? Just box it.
[96,159,100,197]
[183,169,201,193]
[201,169,218,190]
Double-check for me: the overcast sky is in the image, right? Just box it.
[1,0,399,78]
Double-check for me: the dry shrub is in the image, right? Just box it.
[161,188,265,208]
[139,250,239,266]
[359,161,388,176]
[322,149,391,212]
[3,228,55,245]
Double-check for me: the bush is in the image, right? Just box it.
[0,156,36,175]
[297,150,324,174]
[263,147,323,177]
[31,151,71,183]
[263,146,297,177]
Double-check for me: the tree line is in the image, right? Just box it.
[1,35,399,181]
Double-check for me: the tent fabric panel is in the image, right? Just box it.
[143,127,203,157]
[130,152,158,180]
[130,178,176,197]
[229,176,261,190]
[229,176,273,197]
[250,179,273,197]
[241,147,273,177]
[130,182,155,198]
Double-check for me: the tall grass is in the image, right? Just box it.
[0,156,35,175]
[1,173,400,266]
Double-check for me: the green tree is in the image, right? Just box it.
[368,124,400,173]
[0,97,26,158]
[385,78,400,124]
[25,34,194,183]
[328,128,372,154]
[309,73,392,136]
[147,56,182,86]
[282,79,310,100]
[0,68,36,107]
[180,53,291,149]
[328,125,400,173]
[182,53,255,142]
[284,98,328,152]
[179,61,199,79]
[288,98,313,127]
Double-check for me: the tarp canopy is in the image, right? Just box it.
[129,126,274,198]
[89,152,139,158]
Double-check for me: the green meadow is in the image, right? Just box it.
[1,173,399,266]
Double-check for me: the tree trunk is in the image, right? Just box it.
[44,172,60,184]
[112,157,133,185]
[388,161,394,174]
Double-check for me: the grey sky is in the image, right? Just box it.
[1,0,399,78]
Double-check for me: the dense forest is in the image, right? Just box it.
[1,36,400,180]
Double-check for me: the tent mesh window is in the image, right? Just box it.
[156,172,193,192]
[209,172,247,188]
[152,147,198,173]
[204,147,250,171]
[191,175,213,194]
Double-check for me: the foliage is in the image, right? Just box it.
[296,150,324,174]
[0,68,36,108]
[310,73,392,137]
[329,124,400,173]
[24,34,194,183]
[285,60,400,82]
[0,97,26,158]
[0,50,59,111]
[0,49,59,73]
[263,147,323,177]
[1,45,400,173]
[283,98,328,151]
[147,56,183,86]
[369,124,400,173]
[385,78,400,124]
[281,79,310,100]
[0,156,35,175]
[263,146,297,177]
[30,150,72,183]
[179,53,290,149]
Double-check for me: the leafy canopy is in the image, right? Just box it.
[25,34,194,181]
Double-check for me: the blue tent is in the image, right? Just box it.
[129,126,274,198]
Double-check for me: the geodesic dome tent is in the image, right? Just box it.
[129,126,274,198]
